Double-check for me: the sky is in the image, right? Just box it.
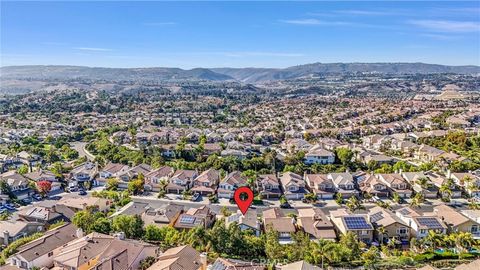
[1,1,480,68]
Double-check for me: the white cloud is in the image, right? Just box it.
[73,47,112,52]
[408,20,480,32]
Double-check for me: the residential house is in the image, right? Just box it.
[146,245,204,270]
[24,170,62,192]
[7,223,78,269]
[98,163,130,185]
[329,208,374,244]
[359,174,389,198]
[395,207,447,239]
[378,173,412,198]
[304,174,335,200]
[225,210,261,236]
[166,169,198,194]
[0,171,31,199]
[17,205,69,225]
[433,204,480,238]
[402,172,438,199]
[279,172,307,200]
[304,148,335,165]
[145,166,175,192]
[142,203,184,228]
[329,173,358,199]
[191,169,220,196]
[367,206,410,245]
[53,232,158,270]
[220,149,248,160]
[117,163,152,190]
[0,220,44,246]
[450,172,480,197]
[297,208,336,241]
[262,208,296,244]
[69,162,97,187]
[173,205,215,230]
[218,171,248,199]
[56,196,111,213]
[426,171,462,199]
[210,257,266,270]
[256,174,282,199]
[415,145,445,163]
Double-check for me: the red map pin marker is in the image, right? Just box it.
[233,186,254,215]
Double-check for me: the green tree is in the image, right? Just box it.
[92,217,112,234]
[336,148,354,166]
[346,196,364,213]
[112,215,144,239]
[72,210,95,233]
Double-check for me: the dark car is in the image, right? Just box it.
[22,198,32,204]
[32,194,42,201]
[280,202,292,209]
[79,190,87,196]
[191,193,201,202]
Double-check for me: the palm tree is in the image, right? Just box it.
[377,226,387,244]
[423,230,443,251]
[346,196,364,212]
[453,232,475,252]
[439,184,452,201]
[410,192,424,208]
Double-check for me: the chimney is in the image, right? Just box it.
[3,231,9,246]
[200,253,208,270]
[76,228,84,238]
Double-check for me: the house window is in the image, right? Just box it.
[48,251,53,257]
[471,225,478,233]
[360,230,369,235]
[397,227,408,235]
[420,229,427,234]
[288,186,297,191]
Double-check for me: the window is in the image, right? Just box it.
[471,225,478,233]
[420,229,427,234]
[397,227,408,235]
[48,251,53,257]
[360,230,369,235]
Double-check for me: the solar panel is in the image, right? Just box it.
[370,212,384,223]
[227,214,239,223]
[417,217,443,229]
[179,215,195,224]
[398,208,411,215]
[344,216,372,230]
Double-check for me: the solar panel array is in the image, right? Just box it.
[179,215,196,224]
[417,217,444,229]
[370,212,384,223]
[344,216,372,230]
[398,208,411,215]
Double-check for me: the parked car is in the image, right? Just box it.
[280,202,292,209]
[22,198,32,204]
[4,204,15,211]
[191,193,200,202]
[32,194,42,201]
[78,190,87,196]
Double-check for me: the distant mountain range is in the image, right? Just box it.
[1,62,479,83]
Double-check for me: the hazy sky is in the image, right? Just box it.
[1,1,479,68]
